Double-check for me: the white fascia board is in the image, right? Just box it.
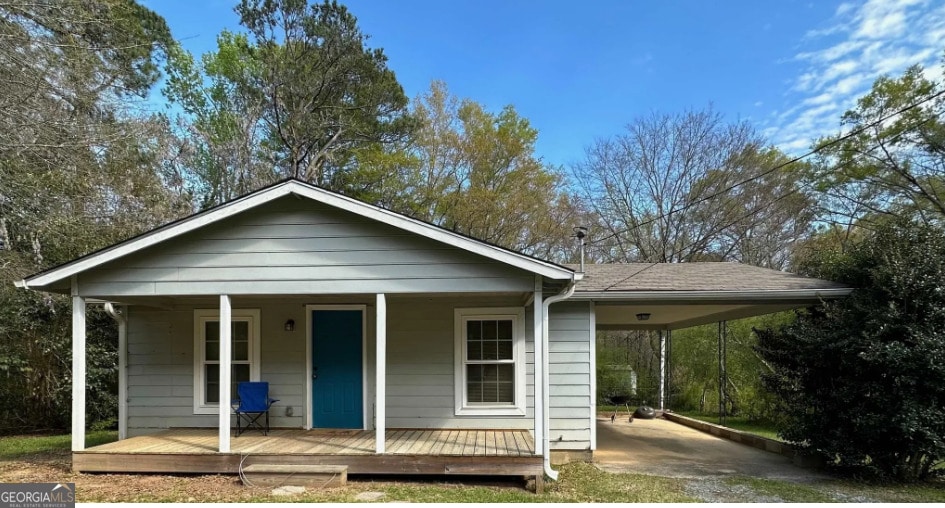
[570,288,854,302]
[22,181,575,288]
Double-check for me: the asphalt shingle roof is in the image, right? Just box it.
[569,262,850,293]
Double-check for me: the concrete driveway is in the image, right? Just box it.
[593,415,826,481]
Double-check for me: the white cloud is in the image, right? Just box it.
[768,0,945,153]
[836,2,856,16]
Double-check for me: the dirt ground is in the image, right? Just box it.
[4,421,944,502]
[0,453,276,502]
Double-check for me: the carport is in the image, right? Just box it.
[593,415,826,481]
[569,263,851,431]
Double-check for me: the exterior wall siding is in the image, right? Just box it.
[385,295,534,430]
[125,295,538,437]
[547,301,593,451]
[78,197,534,297]
[127,298,321,434]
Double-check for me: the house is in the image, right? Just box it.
[15,179,850,481]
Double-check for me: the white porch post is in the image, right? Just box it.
[117,307,128,440]
[375,293,387,454]
[219,295,232,453]
[589,301,596,451]
[71,287,86,452]
[532,276,543,454]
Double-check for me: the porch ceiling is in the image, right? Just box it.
[593,301,806,330]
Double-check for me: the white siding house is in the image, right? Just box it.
[15,179,849,478]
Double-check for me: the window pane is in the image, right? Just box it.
[205,364,254,405]
[232,364,250,383]
[462,317,516,406]
[467,379,483,403]
[497,382,514,403]
[483,320,498,340]
[467,339,482,361]
[497,363,514,383]
[206,364,219,404]
[232,364,250,399]
[233,341,248,361]
[497,320,513,340]
[205,321,219,341]
[482,382,498,402]
[205,341,219,362]
[482,340,498,360]
[467,320,481,340]
[466,364,514,404]
[497,339,513,360]
[233,321,249,341]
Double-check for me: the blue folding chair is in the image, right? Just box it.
[232,381,278,436]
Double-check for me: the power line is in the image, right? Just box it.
[598,106,945,291]
[588,87,945,247]
[601,188,803,290]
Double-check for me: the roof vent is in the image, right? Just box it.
[573,227,587,273]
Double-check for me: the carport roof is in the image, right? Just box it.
[568,263,853,330]
[570,262,849,294]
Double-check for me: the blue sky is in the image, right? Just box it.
[144,0,945,168]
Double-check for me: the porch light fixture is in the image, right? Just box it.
[636,313,651,321]
[284,319,295,332]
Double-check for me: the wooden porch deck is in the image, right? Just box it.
[73,428,541,476]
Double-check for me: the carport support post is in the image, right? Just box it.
[666,330,673,410]
[658,330,666,411]
[71,283,86,452]
[718,320,727,426]
[375,293,386,454]
[219,294,232,453]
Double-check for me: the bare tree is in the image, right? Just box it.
[573,107,811,266]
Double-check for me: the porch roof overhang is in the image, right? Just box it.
[16,179,578,293]
[569,263,853,330]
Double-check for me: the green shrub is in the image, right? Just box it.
[756,218,945,481]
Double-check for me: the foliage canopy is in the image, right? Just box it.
[756,218,945,481]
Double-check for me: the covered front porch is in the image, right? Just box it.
[73,428,540,475]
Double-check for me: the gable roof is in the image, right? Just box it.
[569,262,852,299]
[17,179,578,289]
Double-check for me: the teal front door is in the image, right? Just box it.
[311,309,363,429]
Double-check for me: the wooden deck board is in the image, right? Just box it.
[462,430,477,455]
[443,430,461,455]
[496,431,508,456]
[512,431,527,455]
[74,428,542,475]
[86,428,531,457]
[429,430,449,455]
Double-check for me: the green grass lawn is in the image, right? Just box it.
[0,430,117,460]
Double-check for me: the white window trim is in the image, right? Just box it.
[454,307,526,416]
[193,308,261,415]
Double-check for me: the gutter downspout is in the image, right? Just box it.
[540,280,577,480]
[103,303,127,440]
